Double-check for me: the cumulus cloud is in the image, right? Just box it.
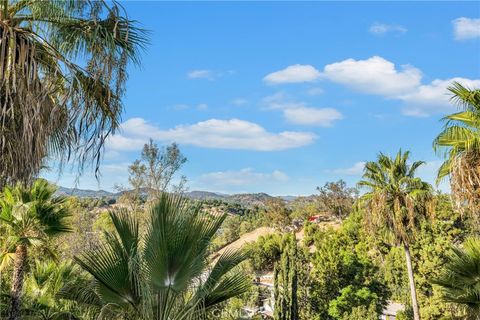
[187,69,214,80]
[331,162,366,176]
[369,22,407,35]
[263,92,343,127]
[398,77,480,116]
[263,57,479,117]
[264,64,321,84]
[107,134,147,152]
[317,56,480,116]
[197,168,289,188]
[452,17,480,40]
[106,118,316,152]
[283,107,343,126]
[323,56,422,96]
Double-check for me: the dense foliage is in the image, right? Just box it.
[240,193,475,320]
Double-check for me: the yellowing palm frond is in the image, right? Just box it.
[433,82,480,213]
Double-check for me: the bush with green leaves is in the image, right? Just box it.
[246,233,283,273]
[305,212,388,319]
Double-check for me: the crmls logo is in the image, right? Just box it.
[209,307,251,319]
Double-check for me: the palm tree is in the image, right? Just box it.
[432,238,480,319]
[358,150,433,320]
[0,179,71,320]
[0,0,147,187]
[433,82,480,215]
[62,193,251,320]
[23,260,90,320]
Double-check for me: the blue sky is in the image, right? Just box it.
[43,1,480,196]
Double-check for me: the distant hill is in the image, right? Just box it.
[55,186,301,207]
[227,193,275,207]
[184,190,227,200]
[56,186,116,198]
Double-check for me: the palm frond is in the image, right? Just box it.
[357,150,433,245]
[69,192,248,319]
[0,0,148,186]
[432,238,480,317]
[448,82,480,112]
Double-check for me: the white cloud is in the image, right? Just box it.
[107,134,146,152]
[261,57,478,117]
[263,92,343,127]
[262,92,291,109]
[264,64,321,84]
[187,69,214,80]
[323,56,422,96]
[399,77,480,116]
[320,56,480,116]
[283,107,343,126]
[197,168,289,188]
[369,22,407,35]
[332,162,366,176]
[106,118,316,152]
[452,17,480,40]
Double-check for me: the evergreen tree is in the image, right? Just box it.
[274,234,299,320]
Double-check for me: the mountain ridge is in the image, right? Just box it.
[55,186,301,204]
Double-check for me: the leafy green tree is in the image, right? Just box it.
[378,194,469,319]
[274,234,299,320]
[0,179,71,320]
[340,304,378,320]
[328,286,380,319]
[316,180,358,220]
[264,198,292,230]
[433,82,480,215]
[246,233,283,272]
[432,237,480,319]
[55,197,102,258]
[358,150,433,320]
[63,193,250,319]
[0,0,147,187]
[412,194,466,319]
[306,217,387,320]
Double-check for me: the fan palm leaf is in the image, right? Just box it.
[69,193,250,320]
[432,238,480,319]
[0,178,72,320]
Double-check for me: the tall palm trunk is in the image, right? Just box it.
[404,244,420,320]
[8,244,27,320]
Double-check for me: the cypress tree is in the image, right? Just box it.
[274,234,299,320]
